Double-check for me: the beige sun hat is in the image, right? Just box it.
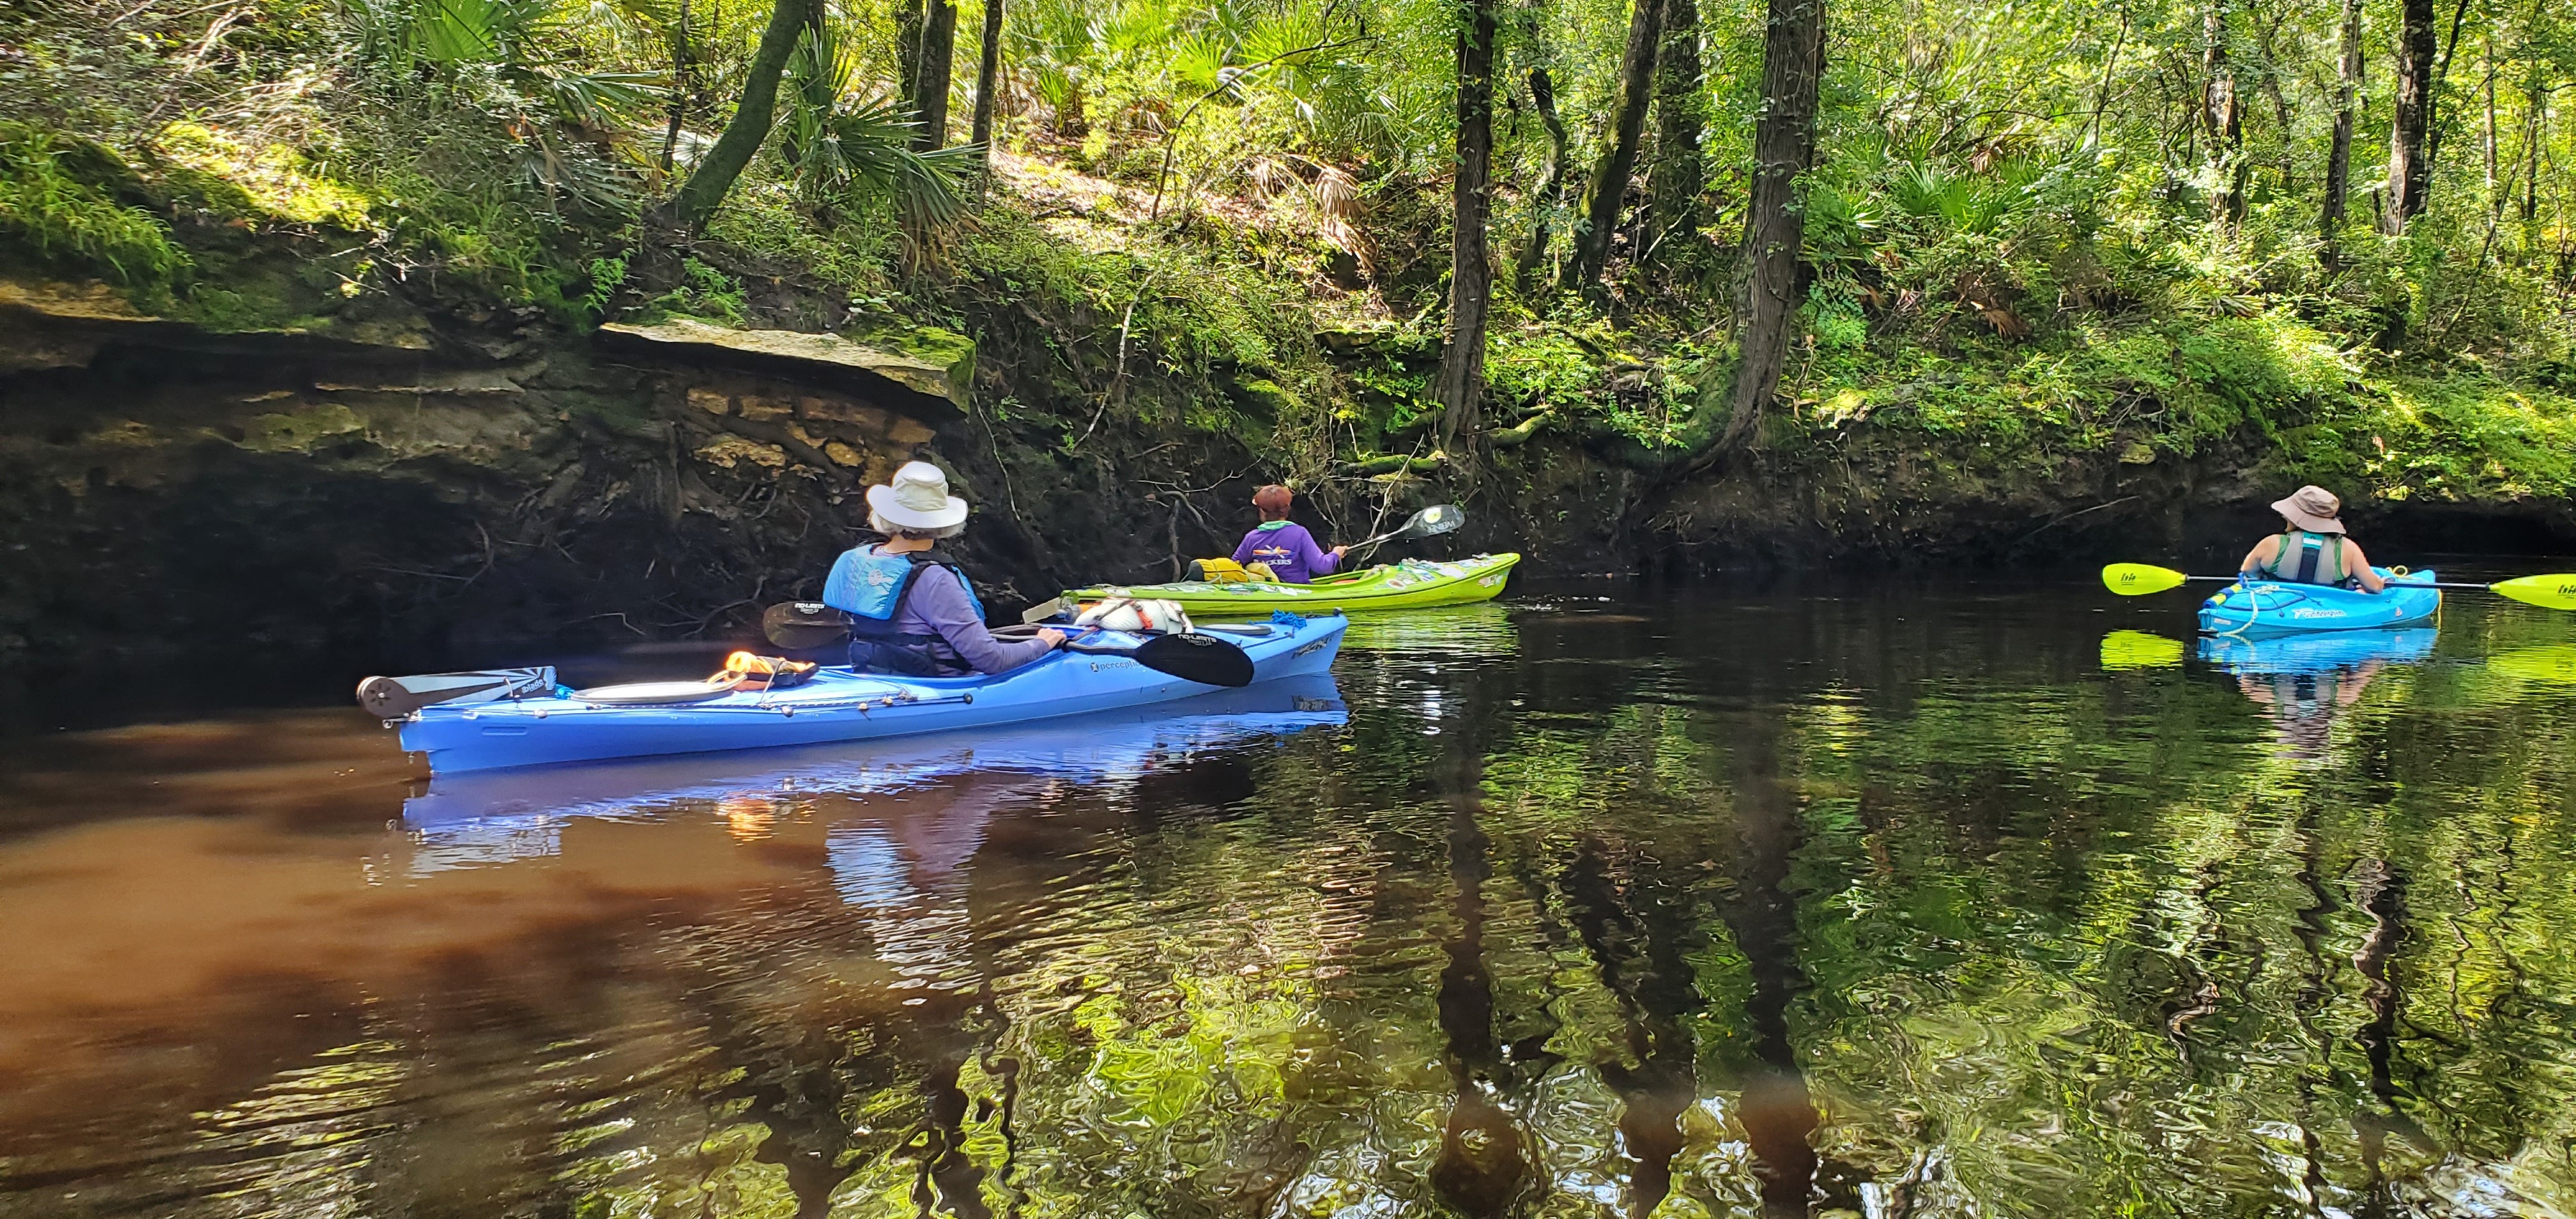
[866,460,969,530]
[2270,484,2346,534]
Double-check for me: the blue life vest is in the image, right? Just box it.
[820,544,984,675]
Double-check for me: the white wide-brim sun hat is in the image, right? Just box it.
[866,460,970,530]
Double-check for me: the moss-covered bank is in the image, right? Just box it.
[4,120,2573,668]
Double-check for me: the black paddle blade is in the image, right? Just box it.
[1401,503,1466,539]
[763,602,852,650]
[1130,632,1255,687]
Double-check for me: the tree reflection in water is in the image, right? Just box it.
[4,586,2576,1216]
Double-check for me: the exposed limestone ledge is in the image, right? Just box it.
[0,277,435,371]
[599,318,972,418]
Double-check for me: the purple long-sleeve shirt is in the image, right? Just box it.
[1232,520,1340,584]
[894,563,1054,674]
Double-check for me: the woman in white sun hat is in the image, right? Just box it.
[820,461,1067,674]
[2237,484,2386,593]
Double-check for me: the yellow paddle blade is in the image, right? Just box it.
[2490,645,2576,685]
[2102,564,2189,596]
[2491,574,2576,611]
[2100,630,2186,671]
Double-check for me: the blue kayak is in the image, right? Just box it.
[2198,568,2441,635]
[395,614,1347,774]
[404,674,1348,829]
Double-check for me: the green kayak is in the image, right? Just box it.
[1070,553,1520,615]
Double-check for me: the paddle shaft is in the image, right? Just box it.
[2174,573,2496,592]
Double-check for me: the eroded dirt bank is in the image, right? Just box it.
[5,277,2570,671]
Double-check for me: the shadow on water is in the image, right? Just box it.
[4,571,2576,1216]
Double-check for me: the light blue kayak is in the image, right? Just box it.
[2198,569,2441,635]
[405,673,1348,828]
[396,614,1347,774]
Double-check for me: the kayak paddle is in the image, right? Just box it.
[2102,563,2576,610]
[1065,629,1254,687]
[1347,503,1466,558]
[760,602,1256,687]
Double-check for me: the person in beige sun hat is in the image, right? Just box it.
[818,461,1068,675]
[2236,485,2386,593]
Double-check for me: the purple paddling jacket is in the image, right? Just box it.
[1232,521,1341,584]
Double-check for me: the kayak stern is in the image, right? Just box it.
[2197,569,2441,635]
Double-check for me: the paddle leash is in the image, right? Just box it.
[2102,564,2576,610]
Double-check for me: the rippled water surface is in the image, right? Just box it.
[6,572,2576,1218]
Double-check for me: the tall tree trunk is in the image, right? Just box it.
[2321,0,2361,256]
[2203,0,2244,226]
[2480,42,2498,209]
[2384,0,2435,231]
[664,0,820,231]
[660,0,691,174]
[1565,0,1664,293]
[1719,0,1824,452]
[2522,88,2545,222]
[969,0,1004,164]
[1514,67,1573,293]
[913,0,960,149]
[2255,8,2295,191]
[2421,0,2474,180]
[896,0,924,114]
[1436,0,1498,463]
[1647,0,1705,259]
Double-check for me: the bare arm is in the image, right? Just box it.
[2239,536,2278,578]
[2343,539,2385,592]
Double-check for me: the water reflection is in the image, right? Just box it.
[2200,629,2438,762]
[4,579,2575,1218]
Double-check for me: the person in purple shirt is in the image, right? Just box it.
[1230,484,1349,584]
[822,461,1065,675]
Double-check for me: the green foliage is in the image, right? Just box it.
[578,252,628,317]
[643,256,749,324]
[0,122,189,290]
[779,20,977,231]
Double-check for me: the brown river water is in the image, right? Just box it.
[3,571,2573,1218]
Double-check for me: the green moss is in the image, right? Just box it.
[0,121,189,293]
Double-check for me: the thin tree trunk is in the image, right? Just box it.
[1514,67,1573,293]
[2481,42,2498,209]
[1436,0,1498,464]
[1720,0,1824,452]
[2321,0,2361,255]
[2254,7,2295,191]
[2204,0,2244,226]
[1565,0,1664,293]
[2422,0,2474,178]
[2384,0,2435,230]
[1648,0,1706,259]
[896,0,924,114]
[2087,2,2129,146]
[913,0,960,149]
[664,0,820,231]
[969,0,1004,164]
[2523,88,2545,222]
[660,0,691,174]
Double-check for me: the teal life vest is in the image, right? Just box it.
[820,544,984,675]
[2254,530,2350,586]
